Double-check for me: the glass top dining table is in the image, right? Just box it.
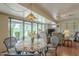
[15,37,47,52]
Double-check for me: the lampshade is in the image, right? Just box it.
[63,29,70,39]
[26,13,36,21]
[64,29,70,34]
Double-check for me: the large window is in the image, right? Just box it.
[9,19,23,40]
[9,18,49,41]
[24,22,31,39]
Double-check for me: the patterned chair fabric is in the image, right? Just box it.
[3,37,17,49]
[48,35,60,56]
[51,36,59,47]
[3,37,18,55]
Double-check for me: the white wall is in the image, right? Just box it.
[57,19,79,34]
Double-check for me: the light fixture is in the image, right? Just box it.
[26,13,36,21]
[26,3,36,21]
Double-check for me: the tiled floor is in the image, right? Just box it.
[47,41,79,56]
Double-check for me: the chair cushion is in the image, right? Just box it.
[8,48,17,55]
[4,37,17,49]
[48,48,56,50]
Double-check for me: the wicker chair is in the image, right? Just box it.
[48,35,59,56]
[3,37,20,55]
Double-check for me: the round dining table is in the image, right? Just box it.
[15,37,48,55]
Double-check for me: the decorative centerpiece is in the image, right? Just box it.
[29,31,36,50]
[15,32,20,39]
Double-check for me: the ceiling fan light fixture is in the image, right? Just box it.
[26,13,36,21]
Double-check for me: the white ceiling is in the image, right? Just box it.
[38,3,79,21]
[0,3,79,23]
[0,3,31,18]
[0,3,56,24]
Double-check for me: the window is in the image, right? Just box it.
[38,23,42,31]
[33,23,37,34]
[25,22,31,39]
[8,18,51,46]
[42,24,45,31]
[10,19,23,40]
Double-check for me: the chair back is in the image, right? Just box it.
[3,37,17,49]
[51,36,59,47]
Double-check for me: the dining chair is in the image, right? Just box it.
[48,35,59,56]
[3,37,19,55]
[41,47,48,56]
